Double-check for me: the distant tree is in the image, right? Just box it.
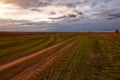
[115,29,119,33]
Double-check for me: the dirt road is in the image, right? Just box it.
[0,38,73,71]
[10,38,78,80]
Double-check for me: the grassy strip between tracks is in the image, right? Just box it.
[30,35,90,80]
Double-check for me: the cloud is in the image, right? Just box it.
[80,0,88,3]
[0,0,120,22]
[107,10,120,20]
[0,18,30,26]
[48,14,77,20]
[0,0,88,8]
[48,11,84,21]
[49,15,66,20]
[0,2,82,22]
[0,0,51,8]
[0,18,54,31]
[91,9,120,20]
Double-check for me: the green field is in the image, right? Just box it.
[0,32,120,80]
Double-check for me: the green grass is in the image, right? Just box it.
[0,33,120,80]
[31,33,120,80]
[89,34,120,80]
[0,34,77,80]
[0,33,74,65]
[31,35,91,80]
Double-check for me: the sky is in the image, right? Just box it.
[0,0,120,32]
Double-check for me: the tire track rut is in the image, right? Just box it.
[0,38,73,71]
[11,39,79,80]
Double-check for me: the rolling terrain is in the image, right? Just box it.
[0,32,120,80]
